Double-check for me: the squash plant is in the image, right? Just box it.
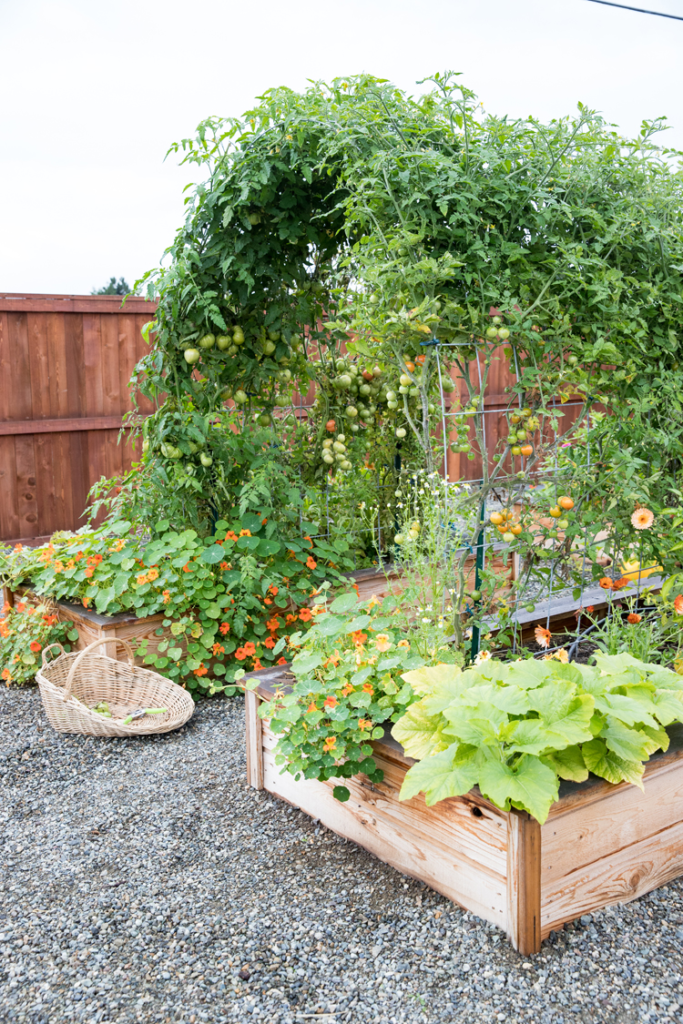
[393,653,683,823]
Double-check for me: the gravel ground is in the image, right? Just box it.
[2,688,683,1024]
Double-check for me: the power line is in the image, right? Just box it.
[585,0,683,19]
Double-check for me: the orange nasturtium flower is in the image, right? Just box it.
[358,718,372,731]
[534,625,552,649]
[225,531,238,542]
[84,568,95,578]
[234,647,247,661]
[194,663,209,677]
[147,567,159,582]
[277,657,287,666]
[373,634,391,652]
[264,637,276,649]
[220,561,230,571]
[323,650,340,668]
[2,668,12,682]
[243,641,256,656]
[341,683,354,697]
[323,735,336,753]
[162,590,171,604]
[266,617,281,632]
[136,573,149,585]
[298,608,313,623]
[306,556,317,570]
[29,641,42,653]
[212,643,225,656]
[219,622,231,635]
[239,529,252,538]
[397,639,410,649]
[351,631,368,647]
[306,701,318,713]
[323,695,338,710]
[362,682,374,694]
[674,595,683,615]
[253,658,264,670]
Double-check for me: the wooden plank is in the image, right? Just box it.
[0,439,21,540]
[262,732,509,929]
[13,436,40,538]
[508,812,542,954]
[0,294,157,314]
[541,817,683,937]
[246,691,265,789]
[0,416,127,436]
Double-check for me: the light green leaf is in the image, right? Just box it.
[478,754,559,824]
[582,738,644,789]
[527,686,595,746]
[291,652,323,675]
[329,592,358,614]
[502,718,558,755]
[399,744,480,805]
[541,745,588,783]
[392,700,451,760]
[653,688,683,725]
[462,682,530,715]
[402,662,461,696]
[200,544,226,564]
[641,723,669,752]
[595,692,658,728]
[601,717,660,762]
[443,702,508,745]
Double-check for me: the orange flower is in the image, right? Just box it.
[0,624,9,638]
[306,701,318,713]
[324,695,338,709]
[285,613,298,624]
[358,719,371,731]
[264,636,276,649]
[42,614,58,626]
[362,682,374,694]
[13,543,23,552]
[243,641,256,656]
[298,608,313,623]
[268,585,279,596]
[266,616,281,632]
[234,647,247,661]
[341,683,354,697]
[16,602,26,613]
[220,561,230,571]
[253,658,264,670]
[599,577,614,590]
[627,613,641,624]
[352,631,368,647]
[66,559,75,570]
[2,668,12,681]
[239,529,252,537]
[264,598,272,606]
[29,641,42,652]
[194,663,208,677]
[136,573,149,585]
[183,562,193,573]
[162,590,171,604]
[534,624,552,649]
[219,622,231,635]
[84,568,95,578]
[323,650,340,668]
[323,735,336,753]
[147,567,159,581]
[397,639,410,649]
[306,556,317,570]
[212,643,225,656]
[674,595,683,615]
[373,633,391,652]
[631,508,654,531]
[612,577,628,591]
[277,657,287,666]
[225,531,238,542]
[112,539,126,552]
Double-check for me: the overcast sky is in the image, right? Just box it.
[2,0,683,296]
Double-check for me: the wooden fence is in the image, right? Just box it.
[0,293,157,545]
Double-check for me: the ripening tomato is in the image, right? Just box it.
[559,495,574,510]
[520,444,533,457]
[490,512,504,525]
[405,361,415,373]
[549,506,562,518]
[510,524,523,536]
[326,419,336,432]
[416,355,426,365]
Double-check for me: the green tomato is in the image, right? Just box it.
[558,519,569,530]
[498,327,510,341]
[198,334,215,349]
[395,427,407,439]
[486,326,499,339]
[184,348,201,365]
[233,389,248,405]
[263,341,276,356]
[346,406,358,418]
[470,590,482,602]
[200,453,213,467]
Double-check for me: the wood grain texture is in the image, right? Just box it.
[508,812,542,954]
[0,296,157,542]
[245,691,265,790]
[261,718,509,929]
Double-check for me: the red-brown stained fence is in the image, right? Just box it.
[0,293,157,545]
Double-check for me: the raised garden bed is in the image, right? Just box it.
[4,586,174,664]
[246,664,683,955]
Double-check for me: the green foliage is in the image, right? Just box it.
[0,598,78,686]
[394,653,683,823]
[0,518,353,697]
[91,277,135,296]
[253,591,425,799]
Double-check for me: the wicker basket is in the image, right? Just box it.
[36,637,195,737]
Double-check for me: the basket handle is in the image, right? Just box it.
[63,636,135,700]
[41,642,66,668]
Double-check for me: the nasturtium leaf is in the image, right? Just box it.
[581,738,645,789]
[478,754,559,824]
[291,652,323,674]
[200,544,226,564]
[314,615,345,637]
[333,785,351,802]
[392,700,451,759]
[601,716,660,762]
[329,592,358,614]
[237,535,261,550]
[400,744,480,805]
[344,615,372,633]
[241,513,263,533]
[257,539,281,556]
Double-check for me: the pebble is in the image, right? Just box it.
[2,685,683,1023]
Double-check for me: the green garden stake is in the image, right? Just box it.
[469,508,486,664]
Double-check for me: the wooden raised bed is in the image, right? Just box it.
[246,665,683,955]
[5,586,174,664]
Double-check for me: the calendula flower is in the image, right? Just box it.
[674,595,683,615]
[29,641,42,653]
[323,736,336,753]
[543,649,569,663]
[631,507,654,531]
[373,634,391,652]
[627,613,642,624]
[612,577,628,591]
[534,625,552,649]
[599,577,614,590]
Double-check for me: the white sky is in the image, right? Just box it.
[1,0,683,295]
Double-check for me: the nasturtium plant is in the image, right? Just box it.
[0,597,78,686]
[0,516,354,697]
[252,591,425,800]
[393,652,683,823]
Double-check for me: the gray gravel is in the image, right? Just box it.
[2,688,683,1024]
